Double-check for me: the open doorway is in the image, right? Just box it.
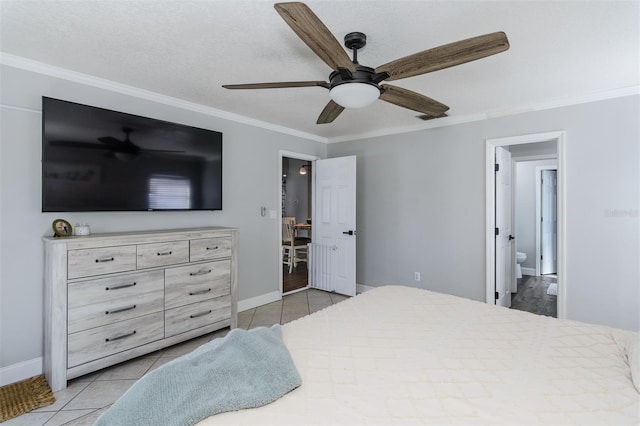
[512,154,558,317]
[485,132,566,319]
[280,153,315,295]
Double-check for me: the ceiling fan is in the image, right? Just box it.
[222,2,510,124]
[50,128,184,158]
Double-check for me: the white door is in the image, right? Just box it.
[495,147,512,307]
[541,169,557,274]
[310,156,356,296]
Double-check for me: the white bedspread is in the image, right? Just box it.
[199,286,639,425]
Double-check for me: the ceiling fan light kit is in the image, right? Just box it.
[223,2,509,124]
[329,82,379,108]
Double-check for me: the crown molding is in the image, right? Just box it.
[0,53,328,143]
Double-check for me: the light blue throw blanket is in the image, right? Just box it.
[95,325,301,426]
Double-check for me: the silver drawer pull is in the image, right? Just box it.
[189,269,212,276]
[105,330,136,342]
[190,310,212,319]
[95,257,115,263]
[157,251,172,256]
[206,246,220,251]
[189,288,211,296]
[105,282,136,291]
[105,305,136,315]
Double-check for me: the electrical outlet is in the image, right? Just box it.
[414,272,421,281]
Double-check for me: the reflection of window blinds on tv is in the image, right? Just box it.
[148,176,191,209]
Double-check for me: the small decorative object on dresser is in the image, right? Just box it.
[51,218,72,237]
[74,223,91,236]
[43,227,238,391]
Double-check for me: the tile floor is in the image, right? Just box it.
[4,289,349,426]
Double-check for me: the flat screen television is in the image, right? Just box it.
[42,97,222,212]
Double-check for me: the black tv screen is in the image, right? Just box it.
[42,97,222,212]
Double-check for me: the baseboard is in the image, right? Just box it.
[522,267,536,276]
[0,357,42,387]
[238,291,281,312]
[356,283,374,294]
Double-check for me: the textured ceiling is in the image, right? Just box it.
[1,0,638,141]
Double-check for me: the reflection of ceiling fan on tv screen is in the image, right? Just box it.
[50,127,184,158]
[223,2,510,124]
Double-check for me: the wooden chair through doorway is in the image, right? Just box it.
[282,217,308,273]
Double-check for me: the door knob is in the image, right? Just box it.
[508,235,515,240]
[342,230,356,235]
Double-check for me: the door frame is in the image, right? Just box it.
[279,150,320,296]
[536,166,558,276]
[485,131,567,319]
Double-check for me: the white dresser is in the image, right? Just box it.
[43,227,238,391]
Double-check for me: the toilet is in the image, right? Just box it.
[515,251,527,279]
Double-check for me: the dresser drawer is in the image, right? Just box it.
[165,296,231,338]
[68,271,164,334]
[68,246,137,279]
[190,237,232,262]
[164,260,231,309]
[137,241,189,269]
[68,312,164,368]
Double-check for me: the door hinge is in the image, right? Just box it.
[495,291,499,300]
[495,227,499,236]
[541,255,543,260]
[495,163,500,172]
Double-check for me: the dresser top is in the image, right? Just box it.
[43,227,238,249]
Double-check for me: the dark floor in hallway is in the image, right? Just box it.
[283,262,308,293]
[510,274,557,318]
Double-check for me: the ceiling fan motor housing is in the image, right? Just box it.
[329,65,380,90]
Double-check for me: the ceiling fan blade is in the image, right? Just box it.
[317,100,345,124]
[274,2,355,72]
[379,84,449,116]
[376,32,510,81]
[222,81,328,89]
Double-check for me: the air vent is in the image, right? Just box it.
[417,113,448,121]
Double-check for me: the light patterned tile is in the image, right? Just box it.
[63,407,109,426]
[33,380,90,412]
[42,409,95,426]
[64,380,136,410]
[249,314,282,328]
[94,356,157,381]
[307,289,332,304]
[251,301,283,327]
[281,310,308,324]
[283,295,309,314]
[2,411,55,426]
[254,300,283,314]
[159,335,210,357]
[330,293,349,304]
[237,309,255,329]
[309,303,330,314]
[68,370,101,384]
[146,356,179,373]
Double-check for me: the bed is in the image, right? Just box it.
[198,285,639,425]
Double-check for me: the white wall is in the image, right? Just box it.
[328,95,639,332]
[515,159,557,270]
[0,64,326,378]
